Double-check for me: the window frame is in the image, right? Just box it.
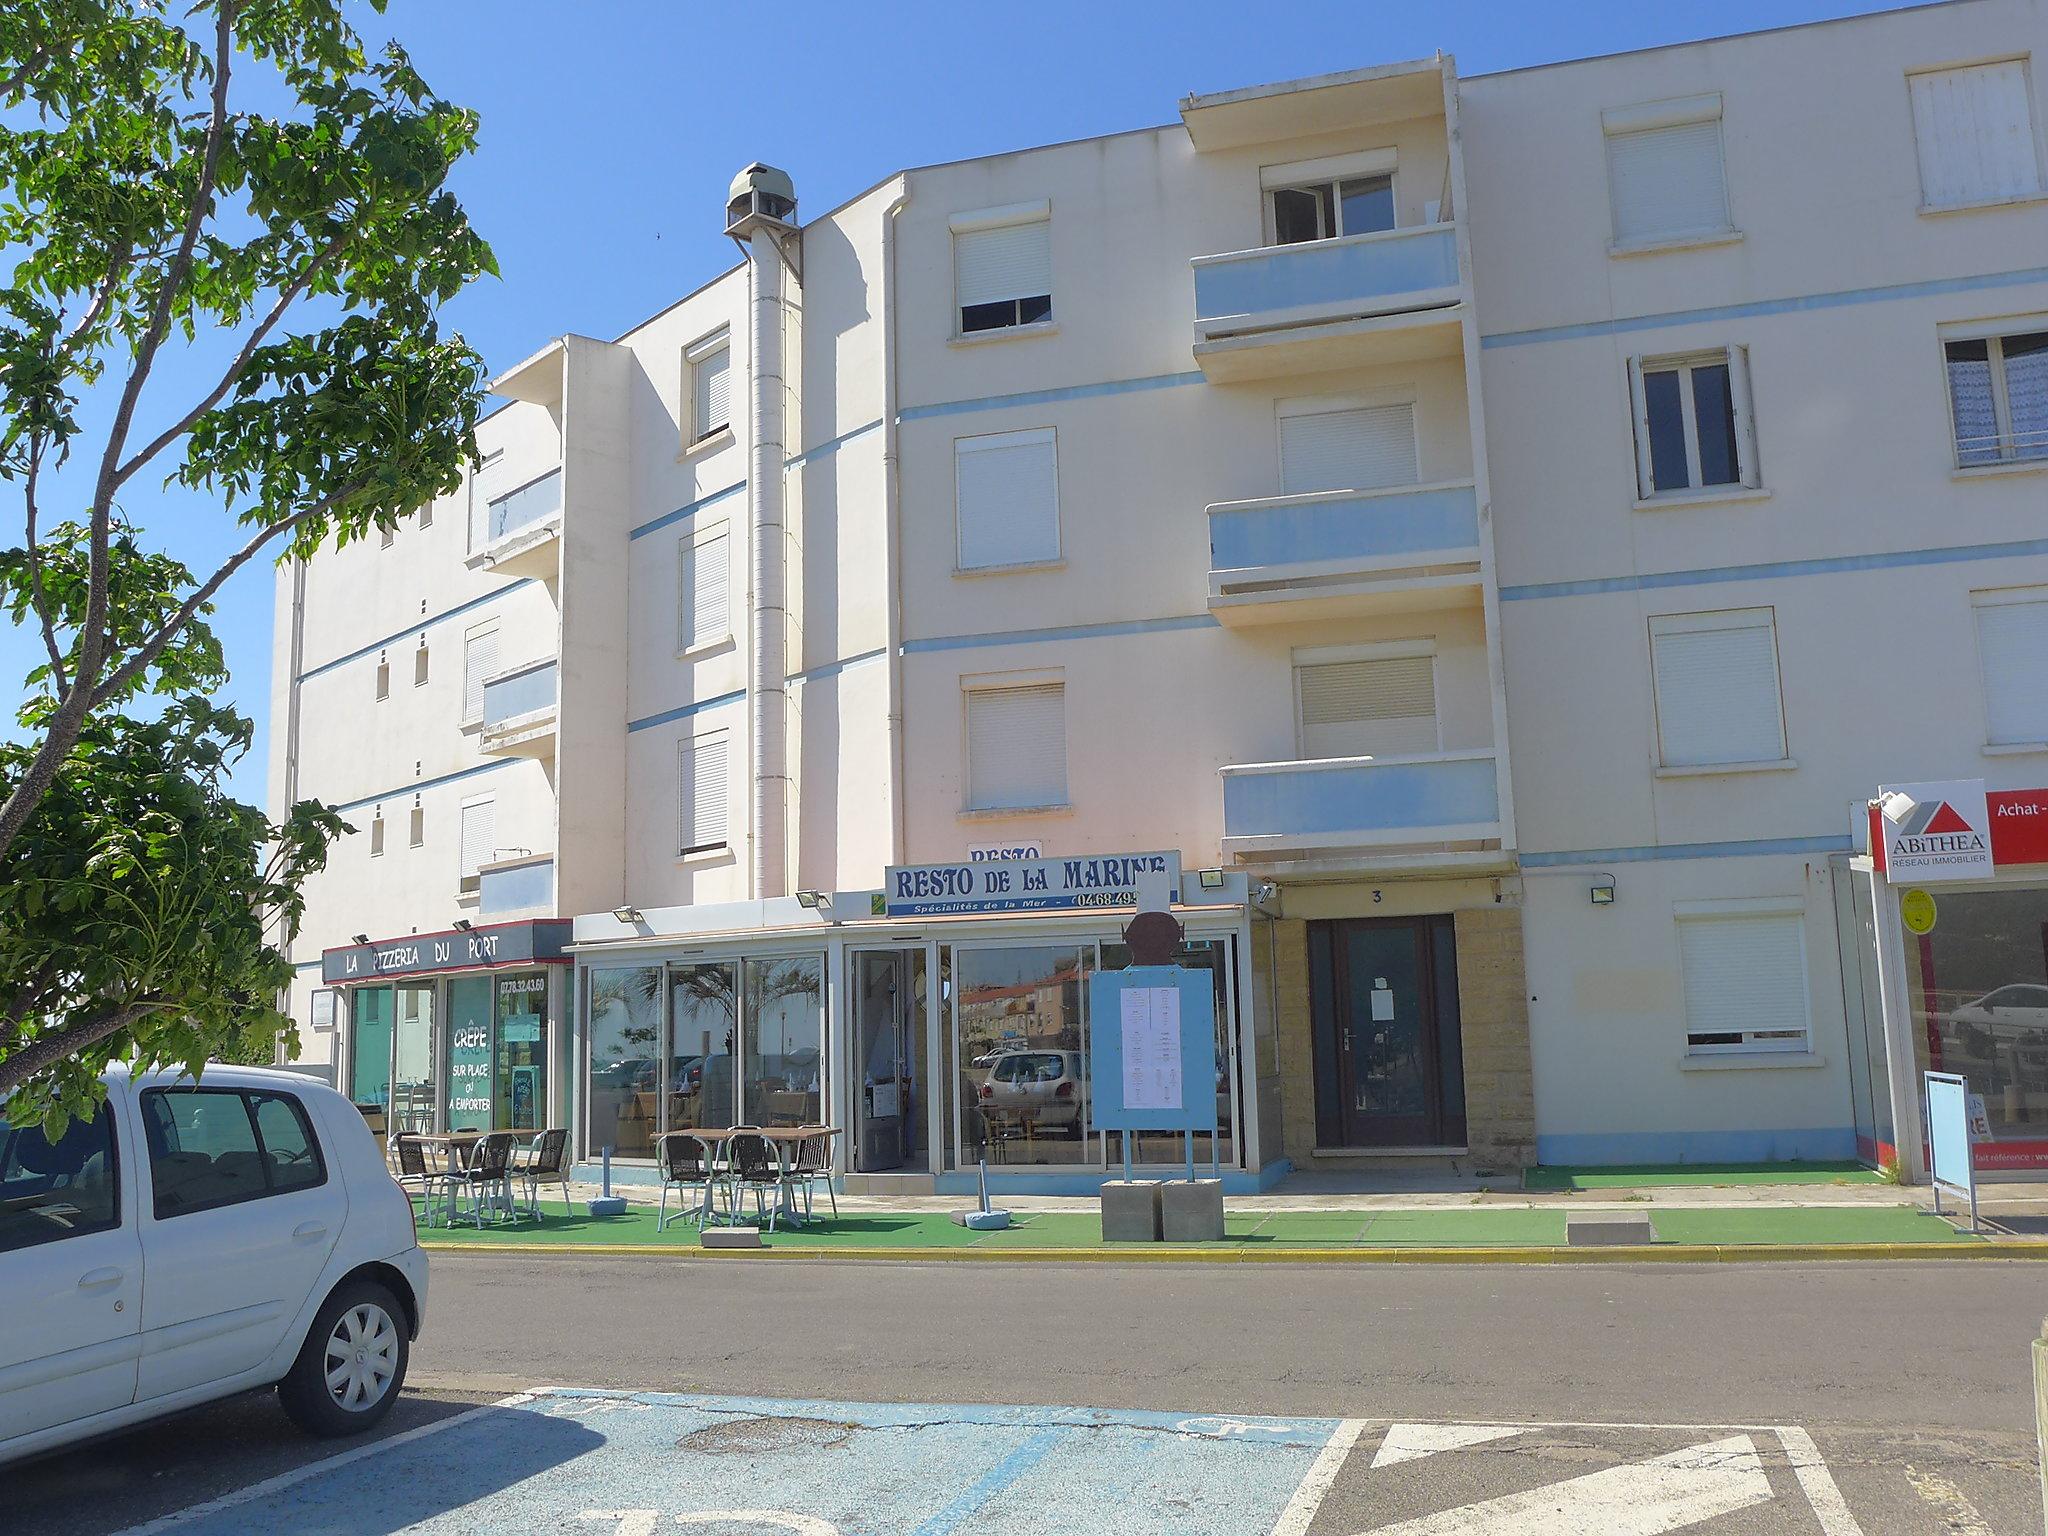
[458,792,496,894]
[1602,94,1736,252]
[413,640,430,689]
[408,798,425,849]
[1627,346,1760,500]
[683,328,732,450]
[1291,639,1441,761]
[369,808,386,859]
[679,728,731,857]
[1940,319,2048,469]
[1971,584,2048,747]
[1906,56,2046,213]
[678,518,733,654]
[954,426,1061,573]
[1646,606,1789,769]
[961,673,1069,814]
[1274,390,1423,496]
[949,201,1054,339]
[1674,898,1814,1058]
[374,653,390,703]
[141,1087,329,1221]
[0,1103,122,1254]
[461,619,500,728]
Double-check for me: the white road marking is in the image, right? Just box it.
[1776,1425,1868,1536]
[1905,1463,1995,1535]
[108,1391,537,1536]
[1268,1417,1370,1536]
[1370,1423,1526,1469]
[672,1514,842,1534]
[1353,1434,1772,1536]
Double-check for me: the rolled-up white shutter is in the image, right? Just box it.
[1296,656,1437,759]
[681,732,728,853]
[1910,61,2041,207]
[956,429,1059,570]
[681,527,730,649]
[462,628,498,723]
[692,344,730,439]
[459,798,495,883]
[1977,594,2048,745]
[1280,404,1418,495]
[955,219,1051,310]
[1678,911,1810,1053]
[1607,119,1729,244]
[1649,611,1785,767]
[967,684,1066,810]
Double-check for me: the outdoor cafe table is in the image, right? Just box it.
[665,1126,839,1227]
[399,1130,523,1226]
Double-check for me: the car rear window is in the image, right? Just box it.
[142,1088,327,1219]
[0,1105,120,1253]
[994,1053,1064,1082]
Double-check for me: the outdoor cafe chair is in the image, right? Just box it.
[726,1128,787,1231]
[447,1131,518,1227]
[655,1131,720,1231]
[393,1135,454,1227]
[516,1128,572,1218]
[782,1129,837,1221]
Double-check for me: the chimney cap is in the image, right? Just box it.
[728,162,796,206]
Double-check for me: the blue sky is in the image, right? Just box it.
[4,0,1921,806]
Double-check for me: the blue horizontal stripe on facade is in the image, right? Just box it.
[297,579,538,683]
[330,758,517,818]
[628,480,746,542]
[793,646,886,684]
[899,369,1205,423]
[785,418,881,468]
[902,612,1219,655]
[1500,535,2048,603]
[1536,1127,1857,1165]
[625,687,746,735]
[1521,833,1852,868]
[1482,262,2048,349]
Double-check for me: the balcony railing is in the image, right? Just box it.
[478,854,552,918]
[481,658,557,728]
[1210,479,1479,597]
[1220,750,1500,855]
[480,467,562,546]
[1194,224,1459,336]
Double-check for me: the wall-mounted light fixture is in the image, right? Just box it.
[1196,868,1226,891]
[452,919,474,932]
[1590,879,1616,906]
[611,906,643,924]
[795,890,832,910]
[352,933,371,946]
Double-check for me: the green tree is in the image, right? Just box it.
[0,0,494,1125]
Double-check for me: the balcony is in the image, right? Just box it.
[466,466,562,579]
[478,853,553,918]
[1208,480,1482,624]
[478,658,557,758]
[1190,225,1463,382]
[1220,750,1501,858]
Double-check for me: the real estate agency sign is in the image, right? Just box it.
[1872,779,2048,878]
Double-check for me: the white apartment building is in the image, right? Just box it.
[269,0,2048,1190]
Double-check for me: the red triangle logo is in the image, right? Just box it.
[1924,802,1973,834]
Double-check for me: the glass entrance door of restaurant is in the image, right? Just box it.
[852,949,931,1172]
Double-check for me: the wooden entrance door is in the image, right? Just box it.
[1308,915,1467,1149]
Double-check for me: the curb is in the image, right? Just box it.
[420,1238,2048,1264]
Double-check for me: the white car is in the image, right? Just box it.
[1,1063,427,1465]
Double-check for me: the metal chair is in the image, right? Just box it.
[448,1131,517,1227]
[726,1129,786,1231]
[782,1128,837,1221]
[393,1135,453,1227]
[655,1131,718,1231]
[516,1128,572,1218]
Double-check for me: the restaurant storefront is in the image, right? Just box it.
[569,856,1279,1192]
[1848,780,2048,1178]
[323,919,574,1140]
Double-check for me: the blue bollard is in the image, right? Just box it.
[587,1144,628,1217]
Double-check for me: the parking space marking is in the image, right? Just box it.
[1777,1425,1868,1536]
[1905,1463,1995,1535]
[1269,1418,1368,1536]
[1369,1423,1526,1469]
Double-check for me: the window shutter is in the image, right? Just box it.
[1607,120,1729,244]
[956,430,1059,570]
[681,528,730,649]
[1296,656,1437,759]
[693,345,731,439]
[955,219,1051,309]
[682,732,728,852]
[462,630,498,722]
[459,799,495,881]
[1977,596,2048,745]
[1679,912,1810,1053]
[1910,61,2042,207]
[1279,405,1419,495]
[966,684,1066,810]
[1650,614,1785,767]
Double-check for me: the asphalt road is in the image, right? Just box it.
[11,1254,2046,1534]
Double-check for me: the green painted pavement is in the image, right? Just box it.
[1524,1161,1882,1191]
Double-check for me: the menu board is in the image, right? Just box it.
[1119,987,1184,1112]
[448,1022,493,1124]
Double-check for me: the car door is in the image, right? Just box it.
[0,1098,143,1445]
[135,1087,346,1402]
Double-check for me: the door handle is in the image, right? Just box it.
[292,1221,329,1242]
[77,1266,124,1291]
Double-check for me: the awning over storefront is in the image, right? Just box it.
[322,918,573,984]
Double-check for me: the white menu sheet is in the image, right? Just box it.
[1120,985,1184,1112]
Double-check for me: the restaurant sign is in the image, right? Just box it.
[322,918,572,984]
[878,851,1182,918]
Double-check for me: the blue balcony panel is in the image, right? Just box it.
[482,660,557,728]
[478,857,552,917]
[1211,484,1479,576]
[1222,753,1498,846]
[1194,225,1459,332]
[486,468,562,544]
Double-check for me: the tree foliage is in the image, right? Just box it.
[0,0,494,1123]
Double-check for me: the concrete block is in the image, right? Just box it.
[700,1226,763,1249]
[1159,1179,1225,1242]
[1101,1181,1161,1242]
[1566,1212,1657,1247]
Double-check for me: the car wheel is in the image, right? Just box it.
[277,1279,409,1437]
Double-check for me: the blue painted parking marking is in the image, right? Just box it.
[127,1389,1351,1536]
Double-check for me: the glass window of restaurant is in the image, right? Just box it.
[344,970,556,1140]
[347,985,394,1116]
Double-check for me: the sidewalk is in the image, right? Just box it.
[414,1163,2048,1259]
